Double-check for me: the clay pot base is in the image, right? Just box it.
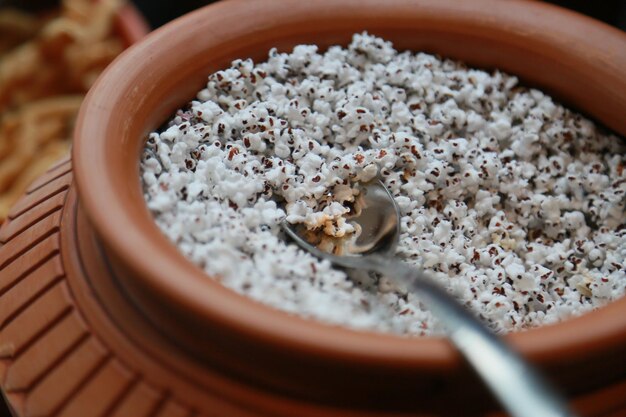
[0,157,625,417]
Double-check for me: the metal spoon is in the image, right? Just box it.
[282,179,576,417]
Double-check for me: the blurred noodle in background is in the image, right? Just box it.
[0,0,126,222]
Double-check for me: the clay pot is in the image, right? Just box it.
[1,0,625,416]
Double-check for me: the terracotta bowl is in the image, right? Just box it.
[1,0,625,416]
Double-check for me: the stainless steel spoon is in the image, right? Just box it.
[282,179,576,417]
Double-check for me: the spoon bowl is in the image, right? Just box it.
[346,179,401,256]
[283,179,401,266]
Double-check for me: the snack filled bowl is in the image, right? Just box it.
[1,0,625,416]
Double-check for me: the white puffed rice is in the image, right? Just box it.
[141,33,626,335]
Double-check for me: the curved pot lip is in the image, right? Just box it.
[73,0,626,368]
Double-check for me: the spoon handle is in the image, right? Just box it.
[368,256,577,417]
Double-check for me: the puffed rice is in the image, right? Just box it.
[141,33,625,335]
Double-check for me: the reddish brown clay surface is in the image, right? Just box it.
[1,0,625,416]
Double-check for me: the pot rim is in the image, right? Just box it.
[73,0,626,368]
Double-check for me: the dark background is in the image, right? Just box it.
[133,0,626,31]
[0,1,624,416]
